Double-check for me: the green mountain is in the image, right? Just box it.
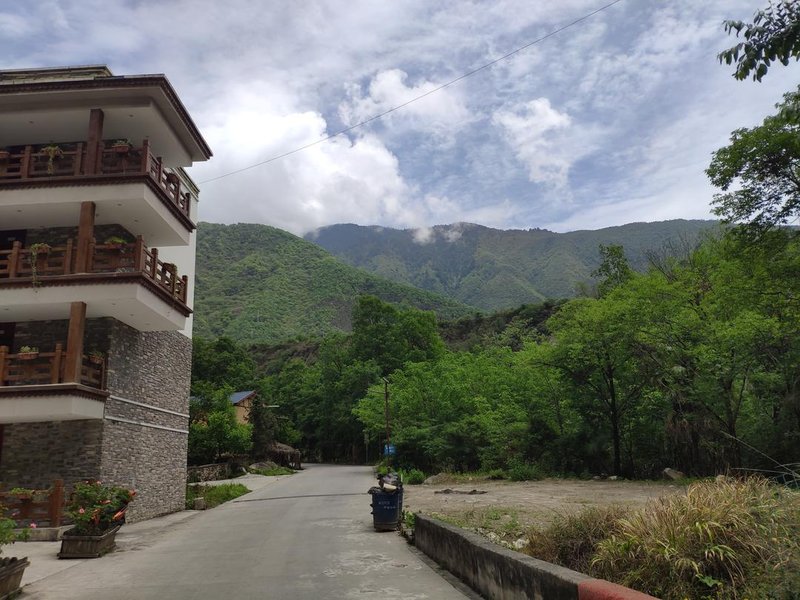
[305,220,717,310]
[193,222,476,344]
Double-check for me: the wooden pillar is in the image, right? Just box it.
[64,302,86,384]
[84,108,104,175]
[74,201,95,273]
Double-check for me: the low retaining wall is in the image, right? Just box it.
[414,515,658,600]
[186,463,231,483]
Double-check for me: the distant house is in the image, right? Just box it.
[229,390,257,424]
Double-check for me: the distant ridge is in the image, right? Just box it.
[306,219,717,310]
[193,222,476,344]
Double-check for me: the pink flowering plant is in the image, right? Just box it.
[0,505,31,555]
[67,481,135,535]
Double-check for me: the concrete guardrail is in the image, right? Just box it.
[414,514,658,600]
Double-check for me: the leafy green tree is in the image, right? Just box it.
[592,244,633,297]
[545,296,646,476]
[718,1,800,81]
[191,337,257,393]
[188,385,252,464]
[707,88,800,236]
[351,295,444,375]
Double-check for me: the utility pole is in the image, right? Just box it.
[382,376,390,467]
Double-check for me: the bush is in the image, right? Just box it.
[185,483,250,510]
[526,505,629,574]
[401,469,426,485]
[591,477,800,599]
[506,460,544,482]
[250,466,294,477]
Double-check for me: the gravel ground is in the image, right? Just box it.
[403,477,685,543]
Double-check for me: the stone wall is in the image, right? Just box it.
[24,224,134,247]
[5,319,192,522]
[100,323,191,521]
[0,420,103,490]
[186,463,231,483]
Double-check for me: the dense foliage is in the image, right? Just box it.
[194,222,475,344]
[307,220,713,309]
[528,478,800,599]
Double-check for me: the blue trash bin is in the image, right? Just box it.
[370,489,403,531]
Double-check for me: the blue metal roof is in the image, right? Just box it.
[229,390,256,405]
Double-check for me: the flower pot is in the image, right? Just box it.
[16,352,38,361]
[0,557,29,600]
[165,172,179,185]
[113,145,130,155]
[58,525,121,559]
[88,356,104,365]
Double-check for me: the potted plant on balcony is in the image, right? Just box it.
[103,236,129,252]
[16,347,38,361]
[40,144,63,175]
[87,350,105,366]
[27,243,51,286]
[111,139,131,155]
[0,510,31,600]
[59,481,135,559]
[0,148,9,161]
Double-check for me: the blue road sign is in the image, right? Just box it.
[383,444,396,456]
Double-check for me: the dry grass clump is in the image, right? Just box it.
[525,505,629,574]
[591,477,799,599]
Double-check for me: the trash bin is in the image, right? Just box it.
[370,488,403,531]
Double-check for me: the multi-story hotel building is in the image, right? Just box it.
[0,65,211,520]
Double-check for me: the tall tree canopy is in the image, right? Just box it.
[707,86,800,235]
[718,0,800,81]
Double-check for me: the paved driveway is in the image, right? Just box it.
[21,464,469,599]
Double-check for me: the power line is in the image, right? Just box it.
[199,0,626,185]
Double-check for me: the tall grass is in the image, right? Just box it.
[524,477,800,599]
[591,478,799,599]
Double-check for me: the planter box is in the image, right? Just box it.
[0,557,29,600]
[58,525,121,559]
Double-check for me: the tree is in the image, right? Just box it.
[707,87,800,236]
[592,244,633,297]
[718,1,800,81]
[188,385,252,464]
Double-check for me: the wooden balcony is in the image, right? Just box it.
[0,237,190,314]
[0,344,105,390]
[0,140,194,228]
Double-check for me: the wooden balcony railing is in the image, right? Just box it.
[0,237,189,306]
[0,140,193,221]
[0,344,105,390]
[0,479,66,528]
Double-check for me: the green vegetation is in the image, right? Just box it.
[399,468,426,485]
[185,483,250,510]
[250,466,294,476]
[307,220,714,310]
[526,478,800,599]
[194,222,475,344]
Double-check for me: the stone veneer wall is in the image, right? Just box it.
[4,318,191,522]
[101,321,191,521]
[0,420,103,490]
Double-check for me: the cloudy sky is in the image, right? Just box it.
[3,1,798,235]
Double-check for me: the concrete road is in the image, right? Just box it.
[22,464,469,599]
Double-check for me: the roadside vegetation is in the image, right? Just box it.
[526,478,800,599]
[249,466,294,477]
[185,483,250,510]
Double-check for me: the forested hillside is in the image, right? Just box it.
[193,222,475,344]
[306,220,715,310]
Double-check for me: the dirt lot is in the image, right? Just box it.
[403,476,685,545]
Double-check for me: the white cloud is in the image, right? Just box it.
[340,69,471,142]
[492,98,574,187]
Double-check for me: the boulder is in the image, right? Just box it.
[662,468,686,481]
[423,473,448,485]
